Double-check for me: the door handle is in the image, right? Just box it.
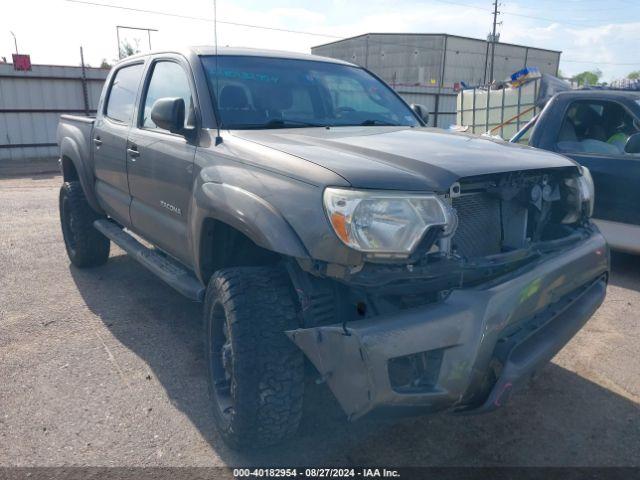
[127,146,140,160]
[93,137,102,147]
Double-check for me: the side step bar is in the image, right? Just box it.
[94,219,205,301]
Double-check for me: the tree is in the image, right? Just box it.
[99,59,112,69]
[118,39,140,59]
[628,71,640,80]
[573,69,603,87]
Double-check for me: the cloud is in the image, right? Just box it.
[504,20,640,80]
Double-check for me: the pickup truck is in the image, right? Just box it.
[513,89,640,253]
[57,47,609,449]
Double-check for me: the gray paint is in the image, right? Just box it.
[57,47,609,420]
[231,126,578,190]
[288,233,608,418]
[59,46,581,272]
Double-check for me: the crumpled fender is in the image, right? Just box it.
[190,181,310,280]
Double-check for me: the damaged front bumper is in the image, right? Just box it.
[287,232,609,420]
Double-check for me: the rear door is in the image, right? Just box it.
[93,61,145,227]
[552,98,640,225]
[127,55,199,266]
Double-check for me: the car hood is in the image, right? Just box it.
[230,126,577,191]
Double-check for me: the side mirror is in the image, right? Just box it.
[624,132,640,154]
[411,103,430,126]
[150,97,185,134]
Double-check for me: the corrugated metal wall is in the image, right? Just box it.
[443,36,490,87]
[0,64,108,166]
[312,34,560,129]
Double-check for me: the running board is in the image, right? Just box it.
[94,219,205,301]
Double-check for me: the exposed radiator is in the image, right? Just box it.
[451,193,502,258]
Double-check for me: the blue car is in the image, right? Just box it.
[514,90,640,253]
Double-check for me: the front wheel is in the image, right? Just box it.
[59,181,110,268]
[204,266,304,449]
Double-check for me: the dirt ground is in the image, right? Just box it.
[1,174,638,467]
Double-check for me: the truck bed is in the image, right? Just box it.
[57,114,95,173]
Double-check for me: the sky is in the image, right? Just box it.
[1,0,639,82]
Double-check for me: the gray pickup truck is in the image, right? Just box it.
[57,47,609,449]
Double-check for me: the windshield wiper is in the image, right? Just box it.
[359,119,401,126]
[262,119,326,128]
[226,119,326,130]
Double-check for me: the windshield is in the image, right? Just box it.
[200,55,419,129]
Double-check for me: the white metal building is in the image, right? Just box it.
[311,33,561,128]
[0,63,108,173]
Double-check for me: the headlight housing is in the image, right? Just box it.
[578,166,595,217]
[563,167,595,223]
[323,187,456,258]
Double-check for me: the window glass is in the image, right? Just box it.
[323,75,388,114]
[556,100,640,156]
[280,88,315,120]
[200,55,418,129]
[142,61,194,130]
[105,63,144,123]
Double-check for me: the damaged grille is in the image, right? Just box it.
[452,193,502,258]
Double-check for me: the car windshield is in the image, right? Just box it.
[200,55,419,129]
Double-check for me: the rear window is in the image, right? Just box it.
[105,63,144,123]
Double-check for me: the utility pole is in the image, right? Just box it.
[488,0,500,84]
[79,46,90,117]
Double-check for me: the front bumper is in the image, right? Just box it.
[287,232,609,420]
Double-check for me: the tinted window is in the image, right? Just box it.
[200,55,418,129]
[105,63,144,123]
[556,100,640,156]
[324,75,388,114]
[142,61,194,130]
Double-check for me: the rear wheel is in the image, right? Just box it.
[59,181,110,268]
[204,266,304,449]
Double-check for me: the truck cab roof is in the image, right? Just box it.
[553,89,640,101]
[116,45,356,67]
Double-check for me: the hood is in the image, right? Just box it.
[231,126,577,192]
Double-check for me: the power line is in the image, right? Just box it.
[67,0,631,34]
[64,0,639,68]
[502,1,631,15]
[60,0,548,58]
[61,0,528,59]
[430,0,622,28]
[65,0,342,39]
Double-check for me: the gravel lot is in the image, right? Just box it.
[1,174,638,467]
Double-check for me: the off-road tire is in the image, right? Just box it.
[204,266,304,449]
[59,181,110,268]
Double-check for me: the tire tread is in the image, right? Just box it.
[204,266,304,448]
[59,181,110,268]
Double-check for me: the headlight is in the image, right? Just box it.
[563,166,595,222]
[323,187,456,257]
